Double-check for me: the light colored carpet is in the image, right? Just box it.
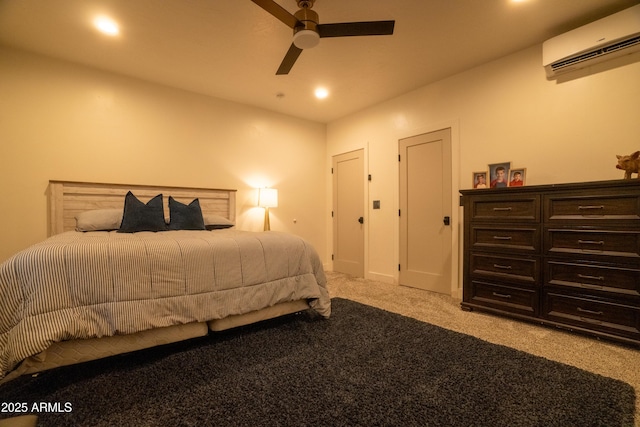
[0,415,38,427]
[326,271,640,426]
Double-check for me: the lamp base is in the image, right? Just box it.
[264,207,271,231]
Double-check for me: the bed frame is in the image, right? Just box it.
[1,181,310,383]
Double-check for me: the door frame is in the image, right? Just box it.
[395,120,461,298]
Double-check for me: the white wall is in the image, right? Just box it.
[0,47,327,264]
[326,45,640,294]
[3,44,639,286]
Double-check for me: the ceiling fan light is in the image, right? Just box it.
[293,29,320,49]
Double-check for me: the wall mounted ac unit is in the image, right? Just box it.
[542,4,640,79]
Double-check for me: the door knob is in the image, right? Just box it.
[358,217,364,224]
[443,216,450,226]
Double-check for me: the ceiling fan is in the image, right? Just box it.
[251,0,395,75]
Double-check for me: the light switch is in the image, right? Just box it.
[373,200,380,209]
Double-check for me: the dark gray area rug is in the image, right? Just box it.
[0,298,635,426]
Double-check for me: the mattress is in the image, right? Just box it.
[0,229,330,381]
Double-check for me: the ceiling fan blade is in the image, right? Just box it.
[276,43,303,75]
[318,20,395,38]
[251,0,300,29]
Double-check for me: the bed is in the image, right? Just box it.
[0,180,330,383]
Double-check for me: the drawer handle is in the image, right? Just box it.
[578,205,604,211]
[579,317,603,325]
[492,292,512,299]
[578,240,605,246]
[492,236,513,241]
[577,274,605,281]
[492,207,512,212]
[577,307,603,316]
[493,264,513,270]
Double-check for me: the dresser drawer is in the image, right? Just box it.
[545,192,640,222]
[545,229,640,259]
[467,280,538,316]
[470,226,540,253]
[468,196,539,222]
[545,260,640,298]
[543,292,640,340]
[471,253,538,285]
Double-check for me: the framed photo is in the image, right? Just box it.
[472,171,488,189]
[488,162,511,188]
[508,168,526,187]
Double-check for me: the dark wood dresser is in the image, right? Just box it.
[460,179,640,346]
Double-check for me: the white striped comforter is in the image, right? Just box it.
[0,230,330,380]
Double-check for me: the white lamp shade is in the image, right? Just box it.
[258,188,278,208]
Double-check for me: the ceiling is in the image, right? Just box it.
[1,0,638,123]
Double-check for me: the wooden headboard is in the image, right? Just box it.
[48,180,237,236]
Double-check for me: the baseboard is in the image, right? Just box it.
[366,271,395,284]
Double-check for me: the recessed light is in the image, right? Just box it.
[314,87,328,99]
[94,16,119,36]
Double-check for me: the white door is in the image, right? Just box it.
[399,129,452,294]
[333,149,365,277]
